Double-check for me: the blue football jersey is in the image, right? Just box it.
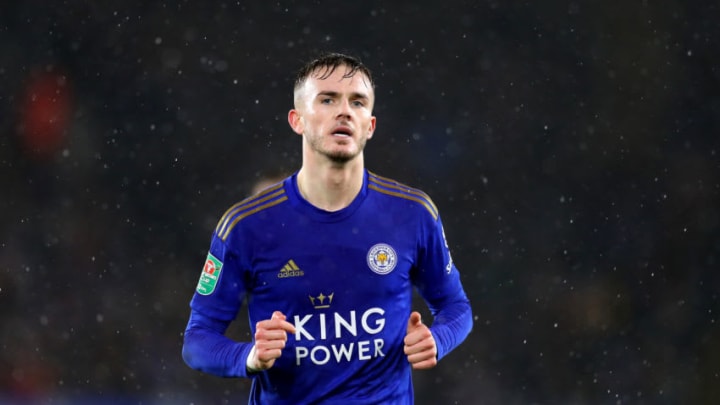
[184,170,472,404]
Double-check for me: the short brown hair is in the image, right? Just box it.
[293,52,374,91]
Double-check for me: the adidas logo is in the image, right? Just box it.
[309,292,334,309]
[278,259,304,278]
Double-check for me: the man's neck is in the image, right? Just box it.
[296,160,364,212]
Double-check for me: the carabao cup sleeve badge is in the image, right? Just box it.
[366,243,397,275]
[197,253,223,295]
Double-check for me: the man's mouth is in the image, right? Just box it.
[331,126,352,137]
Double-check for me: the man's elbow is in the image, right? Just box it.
[181,332,201,370]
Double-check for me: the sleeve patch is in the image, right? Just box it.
[196,253,223,295]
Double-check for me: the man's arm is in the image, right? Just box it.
[414,216,474,361]
[404,283,472,366]
[424,286,473,360]
[182,308,297,377]
[182,309,255,378]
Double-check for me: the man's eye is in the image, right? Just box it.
[321,98,333,104]
[352,100,365,107]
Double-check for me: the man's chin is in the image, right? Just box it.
[326,152,355,164]
[322,147,362,163]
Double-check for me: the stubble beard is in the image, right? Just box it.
[308,134,367,164]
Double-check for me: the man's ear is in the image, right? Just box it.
[288,109,304,135]
[366,116,377,140]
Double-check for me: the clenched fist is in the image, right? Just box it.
[246,311,296,372]
[403,311,437,370]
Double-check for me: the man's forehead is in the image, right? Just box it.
[307,66,372,90]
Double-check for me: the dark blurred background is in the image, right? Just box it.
[1,1,718,404]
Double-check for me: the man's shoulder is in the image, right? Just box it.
[367,171,438,221]
[213,181,289,241]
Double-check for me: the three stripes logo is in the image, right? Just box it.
[278,259,304,278]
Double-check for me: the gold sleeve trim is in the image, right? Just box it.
[219,195,288,241]
[368,173,438,219]
[215,183,285,236]
[368,183,438,221]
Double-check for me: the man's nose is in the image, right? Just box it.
[337,99,352,118]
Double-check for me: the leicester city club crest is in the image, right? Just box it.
[366,243,397,275]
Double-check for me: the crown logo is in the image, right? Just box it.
[309,292,334,309]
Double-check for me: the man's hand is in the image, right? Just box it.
[404,311,438,370]
[247,311,296,372]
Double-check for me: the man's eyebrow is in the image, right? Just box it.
[316,91,370,100]
[317,91,340,98]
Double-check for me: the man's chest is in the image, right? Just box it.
[242,217,418,314]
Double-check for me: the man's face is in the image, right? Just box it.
[290,65,376,163]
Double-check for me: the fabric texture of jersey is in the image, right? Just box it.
[183,170,472,405]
